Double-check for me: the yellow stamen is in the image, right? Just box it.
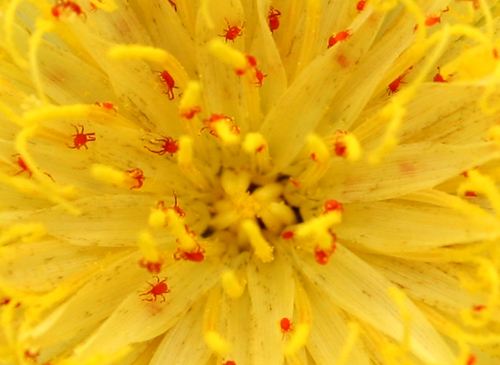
[213,120,240,145]
[343,133,362,162]
[90,164,127,187]
[4,0,30,69]
[458,169,500,216]
[334,322,361,365]
[208,39,248,73]
[221,270,246,299]
[241,219,274,263]
[137,230,160,263]
[295,211,342,250]
[284,280,312,356]
[295,134,331,190]
[242,132,272,173]
[29,18,53,104]
[148,208,168,228]
[179,81,202,134]
[203,289,231,355]
[166,210,198,252]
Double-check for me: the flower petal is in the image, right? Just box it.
[295,245,455,364]
[320,142,499,203]
[247,247,294,365]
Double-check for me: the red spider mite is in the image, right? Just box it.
[180,105,202,119]
[425,7,449,27]
[472,304,487,311]
[52,0,86,20]
[156,191,186,218]
[219,18,244,42]
[155,70,179,100]
[140,276,171,302]
[467,354,477,365]
[268,7,282,33]
[279,317,293,338]
[201,114,240,137]
[66,124,96,149]
[95,101,118,113]
[282,231,294,240]
[24,350,40,361]
[357,0,367,11]
[324,199,344,213]
[174,243,205,262]
[433,67,447,83]
[254,68,267,86]
[167,0,177,12]
[223,361,236,365]
[387,66,413,94]
[12,154,32,177]
[464,190,477,197]
[327,30,352,49]
[332,130,349,157]
[138,258,163,274]
[144,136,179,156]
[126,168,145,189]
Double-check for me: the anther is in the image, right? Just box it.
[241,219,274,262]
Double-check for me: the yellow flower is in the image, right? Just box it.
[1,0,500,364]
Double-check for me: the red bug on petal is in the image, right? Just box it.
[66,124,96,149]
[279,317,293,339]
[138,258,164,274]
[223,361,236,365]
[144,136,179,156]
[155,70,179,100]
[268,7,282,33]
[387,66,413,94]
[357,0,367,11]
[324,199,344,213]
[95,101,118,113]
[52,0,86,20]
[126,168,145,189]
[140,276,171,302]
[327,30,352,48]
[219,19,244,42]
[467,354,477,365]
[254,68,268,87]
[174,243,205,262]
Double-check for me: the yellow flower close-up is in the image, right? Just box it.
[2,0,500,364]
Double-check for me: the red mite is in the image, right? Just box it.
[140,276,170,302]
[254,68,267,86]
[13,154,32,177]
[144,136,179,156]
[357,0,367,11]
[66,124,96,149]
[219,19,244,42]
[327,30,352,48]
[279,317,293,338]
[223,361,236,365]
[51,0,86,19]
[125,168,145,189]
[268,7,281,33]
[138,258,163,274]
[155,70,179,100]
[95,101,118,113]
[314,229,337,265]
[324,199,344,213]
[387,66,413,94]
[174,243,205,262]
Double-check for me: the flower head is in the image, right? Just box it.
[1,0,500,364]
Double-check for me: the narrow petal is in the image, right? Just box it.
[319,142,499,203]
[295,245,455,364]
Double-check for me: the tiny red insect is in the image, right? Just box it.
[180,105,202,119]
[174,243,205,262]
[327,30,352,48]
[168,0,177,11]
[201,114,240,137]
[464,190,477,197]
[12,154,32,177]
[387,66,413,94]
[140,276,171,302]
[324,199,344,213]
[24,350,40,361]
[144,136,179,156]
[52,0,86,19]
[357,0,367,11]
[138,258,163,274]
[95,101,118,113]
[279,317,293,338]
[219,19,244,42]
[433,67,447,83]
[332,130,349,157]
[467,354,477,365]
[66,124,96,149]
[282,231,294,240]
[223,361,236,365]
[268,7,282,33]
[155,70,179,100]
[254,68,267,87]
[155,191,186,218]
[472,304,487,311]
[126,168,145,189]
[425,7,449,27]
